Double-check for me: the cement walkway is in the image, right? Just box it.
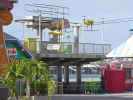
[36,93,133,100]
[8,93,133,100]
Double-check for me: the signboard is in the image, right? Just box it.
[7,48,16,57]
[47,44,60,51]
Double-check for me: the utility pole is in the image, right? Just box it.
[101,18,105,43]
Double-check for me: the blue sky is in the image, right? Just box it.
[4,0,133,48]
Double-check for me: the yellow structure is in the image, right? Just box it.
[83,19,94,26]
[49,31,63,36]
[24,38,37,53]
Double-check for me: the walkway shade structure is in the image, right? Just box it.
[105,35,133,92]
[107,35,133,58]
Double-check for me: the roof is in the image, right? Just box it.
[106,35,133,57]
[5,33,17,40]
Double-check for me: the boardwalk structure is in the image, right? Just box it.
[16,17,111,93]
[27,41,111,94]
[16,4,111,93]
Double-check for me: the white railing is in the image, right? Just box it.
[24,41,111,55]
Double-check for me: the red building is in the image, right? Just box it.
[102,61,133,93]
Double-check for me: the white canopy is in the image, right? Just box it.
[106,35,133,57]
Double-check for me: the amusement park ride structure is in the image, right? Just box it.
[15,4,112,94]
[0,0,17,75]
[15,3,112,58]
[16,4,69,37]
[16,3,71,53]
[16,3,133,42]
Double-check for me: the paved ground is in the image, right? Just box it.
[37,94,133,100]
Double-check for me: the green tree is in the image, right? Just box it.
[4,60,25,96]
[3,59,55,99]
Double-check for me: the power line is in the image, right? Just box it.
[32,3,69,9]
[25,3,69,16]
[94,17,133,25]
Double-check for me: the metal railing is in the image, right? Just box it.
[24,41,111,55]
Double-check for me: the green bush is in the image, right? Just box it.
[31,80,48,95]
[84,81,101,94]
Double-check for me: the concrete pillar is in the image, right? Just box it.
[76,64,81,84]
[64,65,69,84]
[57,66,63,94]
[76,64,82,93]
[57,66,62,82]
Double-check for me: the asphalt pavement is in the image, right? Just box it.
[37,94,133,100]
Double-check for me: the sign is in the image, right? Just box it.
[47,44,60,51]
[7,48,16,57]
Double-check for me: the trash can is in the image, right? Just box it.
[0,86,9,100]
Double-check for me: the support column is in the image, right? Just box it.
[76,64,81,84]
[76,64,82,93]
[63,65,70,93]
[57,66,62,82]
[57,65,63,94]
[64,65,69,84]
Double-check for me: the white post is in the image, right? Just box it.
[36,37,40,53]
[73,25,80,53]
[36,11,42,53]
[26,80,30,98]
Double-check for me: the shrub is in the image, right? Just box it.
[84,81,101,94]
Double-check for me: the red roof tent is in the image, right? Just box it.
[0,0,13,10]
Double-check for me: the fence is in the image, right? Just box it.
[24,41,111,55]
